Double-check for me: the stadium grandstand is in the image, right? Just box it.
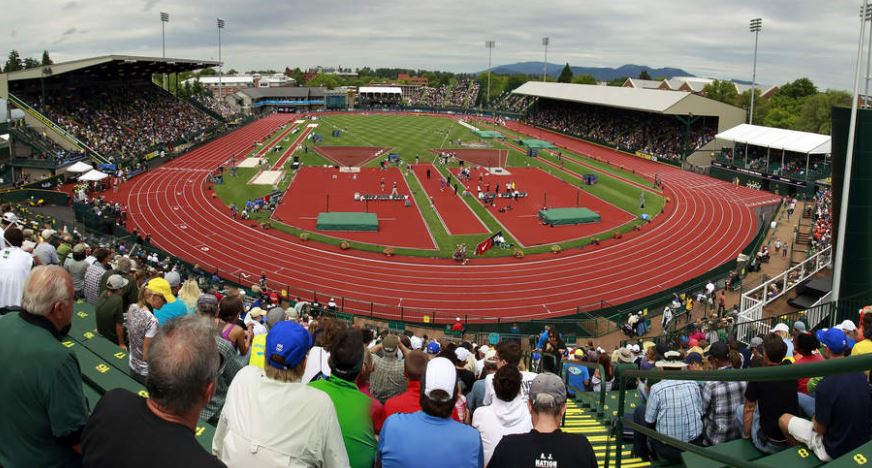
[357,86,403,108]
[232,86,328,114]
[513,81,745,163]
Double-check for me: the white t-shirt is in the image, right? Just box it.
[472,395,533,466]
[482,369,538,406]
[0,247,34,308]
[302,346,331,384]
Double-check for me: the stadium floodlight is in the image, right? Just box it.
[863,1,872,108]
[542,37,549,82]
[833,0,870,302]
[160,12,169,90]
[217,18,225,100]
[748,18,762,125]
[485,40,495,109]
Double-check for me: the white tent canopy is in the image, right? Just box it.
[77,169,108,182]
[716,124,831,154]
[65,161,93,173]
[358,86,402,95]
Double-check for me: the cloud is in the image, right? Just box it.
[3,0,864,90]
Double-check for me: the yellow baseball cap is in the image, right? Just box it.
[146,277,176,303]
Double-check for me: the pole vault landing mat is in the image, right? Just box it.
[429,148,508,168]
[313,146,390,167]
[519,139,556,149]
[316,212,379,231]
[538,208,601,226]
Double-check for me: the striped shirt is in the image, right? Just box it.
[645,379,704,442]
[701,367,747,446]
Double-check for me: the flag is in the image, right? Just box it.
[476,231,502,256]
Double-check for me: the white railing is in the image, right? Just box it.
[736,245,832,343]
[807,291,833,329]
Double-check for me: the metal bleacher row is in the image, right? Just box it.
[67,302,216,449]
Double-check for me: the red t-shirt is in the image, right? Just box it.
[452,322,463,332]
[359,383,386,434]
[795,353,824,394]
[384,380,461,422]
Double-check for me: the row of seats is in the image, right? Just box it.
[67,303,216,449]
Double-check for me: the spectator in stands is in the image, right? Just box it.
[177,279,201,313]
[95,274,129,350]
[632,351,703,462]
[591,352,615,392]
[489,372,598,467]
[191,293,241,425]
[83,247,112,304]
[772,323,795,357]
[541,330,566,374]
[739,333,798,454]
[248,306,288,368]
[369,333,407,402]
[563,349,592,397]
[473,365,534,465]
[33,229,60,265]
[57,232,73,265]
[483,340,538,405]
[447,344,476,395]
[310,328,377,468]
[701,342,746,446]
[779,328,871,461]
[146,276,188,325]
[0,266,88,467]
[126,287,158,384]
[384,350,430,417]
[213,320,348,467]
[467,349,498,415]
[358,349,387,434]
[82,315,224,467]
[99,256,138,311]
[794,332,823,397]
[215,294,250,356]
[851,313,872,357]
[164,270,182,296]
[0,228,33,312]
[379,357,483,468]
[65,243,89,299]
[302,317,345,383]
[0,211,19,249]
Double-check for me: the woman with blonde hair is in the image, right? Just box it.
[177,278,202,313]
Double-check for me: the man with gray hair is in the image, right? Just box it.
[488,372,598,467]
[81,315,224,467]
[0,265,89,467]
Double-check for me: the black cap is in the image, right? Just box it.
[705,341,730,359]
[654,343,671,361]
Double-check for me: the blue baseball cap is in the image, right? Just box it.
[816,328,855,355]
[425,341,441,354]
[266,321,313,370]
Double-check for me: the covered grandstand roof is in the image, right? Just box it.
[2,55,220,82]
[716,124,831,154]
[239,87,327,99]
[358,86,402,94]
[512,81,743,118]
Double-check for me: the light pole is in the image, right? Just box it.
[485,40,495,110]
[833,0,870,302]
[160,12,169,90]
[748,18,762,124]
[542,37,549,82]
[217,17,225,100]
[864,1,872,108]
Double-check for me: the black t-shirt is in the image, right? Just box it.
[457,368,476,395]
[488,429,598,468]
[82,389,225,468]
[744,368,798,442]
[815,372,872,458]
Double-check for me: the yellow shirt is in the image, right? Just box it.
[851,339,872,375]
[249,333,267,369]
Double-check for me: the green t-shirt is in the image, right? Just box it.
[57,243,72,266]
[95,292,124,344]
[0,312,89,467]
[310,375,376,468]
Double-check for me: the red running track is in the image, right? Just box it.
[272,166,436,250]
[411,164,488,236]
[112,113,780,323]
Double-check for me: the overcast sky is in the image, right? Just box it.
[3,0,868,90]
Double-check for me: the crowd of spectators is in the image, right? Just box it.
[527,100,716,161]
[811,189,832,253]
[408,78,481,108]
[13,125,88,165]
[492,93,536,113]
[720,145,831,181]
[31,82,219,161]
[193,95,239,119]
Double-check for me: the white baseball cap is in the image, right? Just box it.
[1,212,18,225]
[837,320,857,331]
[424,357,457,401]
[771,323,790,333]
[455,347,471,362]
[410,336,423,350]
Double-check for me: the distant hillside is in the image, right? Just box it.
[486,62,694,81]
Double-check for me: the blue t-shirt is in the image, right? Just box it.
[537,331,549,349]
[815,372,872,459]
[379,411,482,468]
[154,299,189,325]
[563,363,590,395]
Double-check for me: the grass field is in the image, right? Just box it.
[214,113,665,258]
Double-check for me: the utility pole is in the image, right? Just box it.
[542,37,549,81]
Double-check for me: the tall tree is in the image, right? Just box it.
[4,50,23,73]
[638,70,652,80]
[557,63,573,83]
[778,78,817,99]
[794,90,851,134]
[702,80,738,104]
[22,57,40,69]
[41,50,53,66]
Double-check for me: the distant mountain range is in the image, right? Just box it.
[485,62,694,81]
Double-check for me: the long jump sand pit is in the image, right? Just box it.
[313,146,390,167]
[430,148,508,168]
[250,170,284,185]
[237,158,266,168]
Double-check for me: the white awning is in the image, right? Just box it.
[66,161,94,173]
[78,169,108,181]
[716,124,831,154]
[358,86,402,95]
